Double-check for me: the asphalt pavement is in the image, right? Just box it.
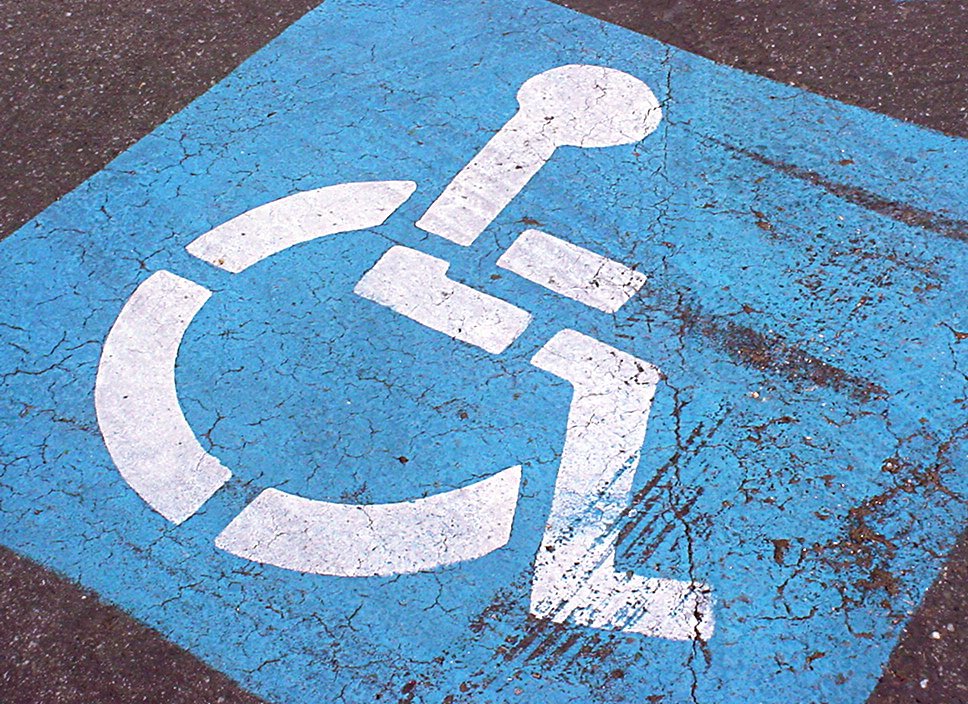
[0,1,964,702]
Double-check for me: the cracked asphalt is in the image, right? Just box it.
[0,1,965,703]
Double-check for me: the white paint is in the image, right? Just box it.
[416,65,661,245]
[95,271,231,524]
[215,466,522,576]
[497,229,646,313]
[529,329,714,641]
[186,180,416,272]
[354,246,532,354]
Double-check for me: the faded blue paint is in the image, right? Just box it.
[0,0,965,702]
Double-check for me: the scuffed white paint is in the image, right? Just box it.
[186,180,416,272]
[529,329,714,641]
[354,246,532,354]
[95,271,231,524]
[416,65,661,245]
[215,466,522,576]
[497,229,647,313]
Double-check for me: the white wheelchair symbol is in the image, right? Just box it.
[95,65,713,641]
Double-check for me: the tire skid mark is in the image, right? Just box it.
[676,303,889,403]
[492,489,703,685]
[712,137,968,242]
[449,410,724,700]
[616,413,728,553]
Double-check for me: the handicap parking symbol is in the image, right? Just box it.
[1,0,965,702]
[96,63,711,641]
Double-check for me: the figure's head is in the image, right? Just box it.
[516,64,662,148]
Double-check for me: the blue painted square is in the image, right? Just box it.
[0,0,965,702]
